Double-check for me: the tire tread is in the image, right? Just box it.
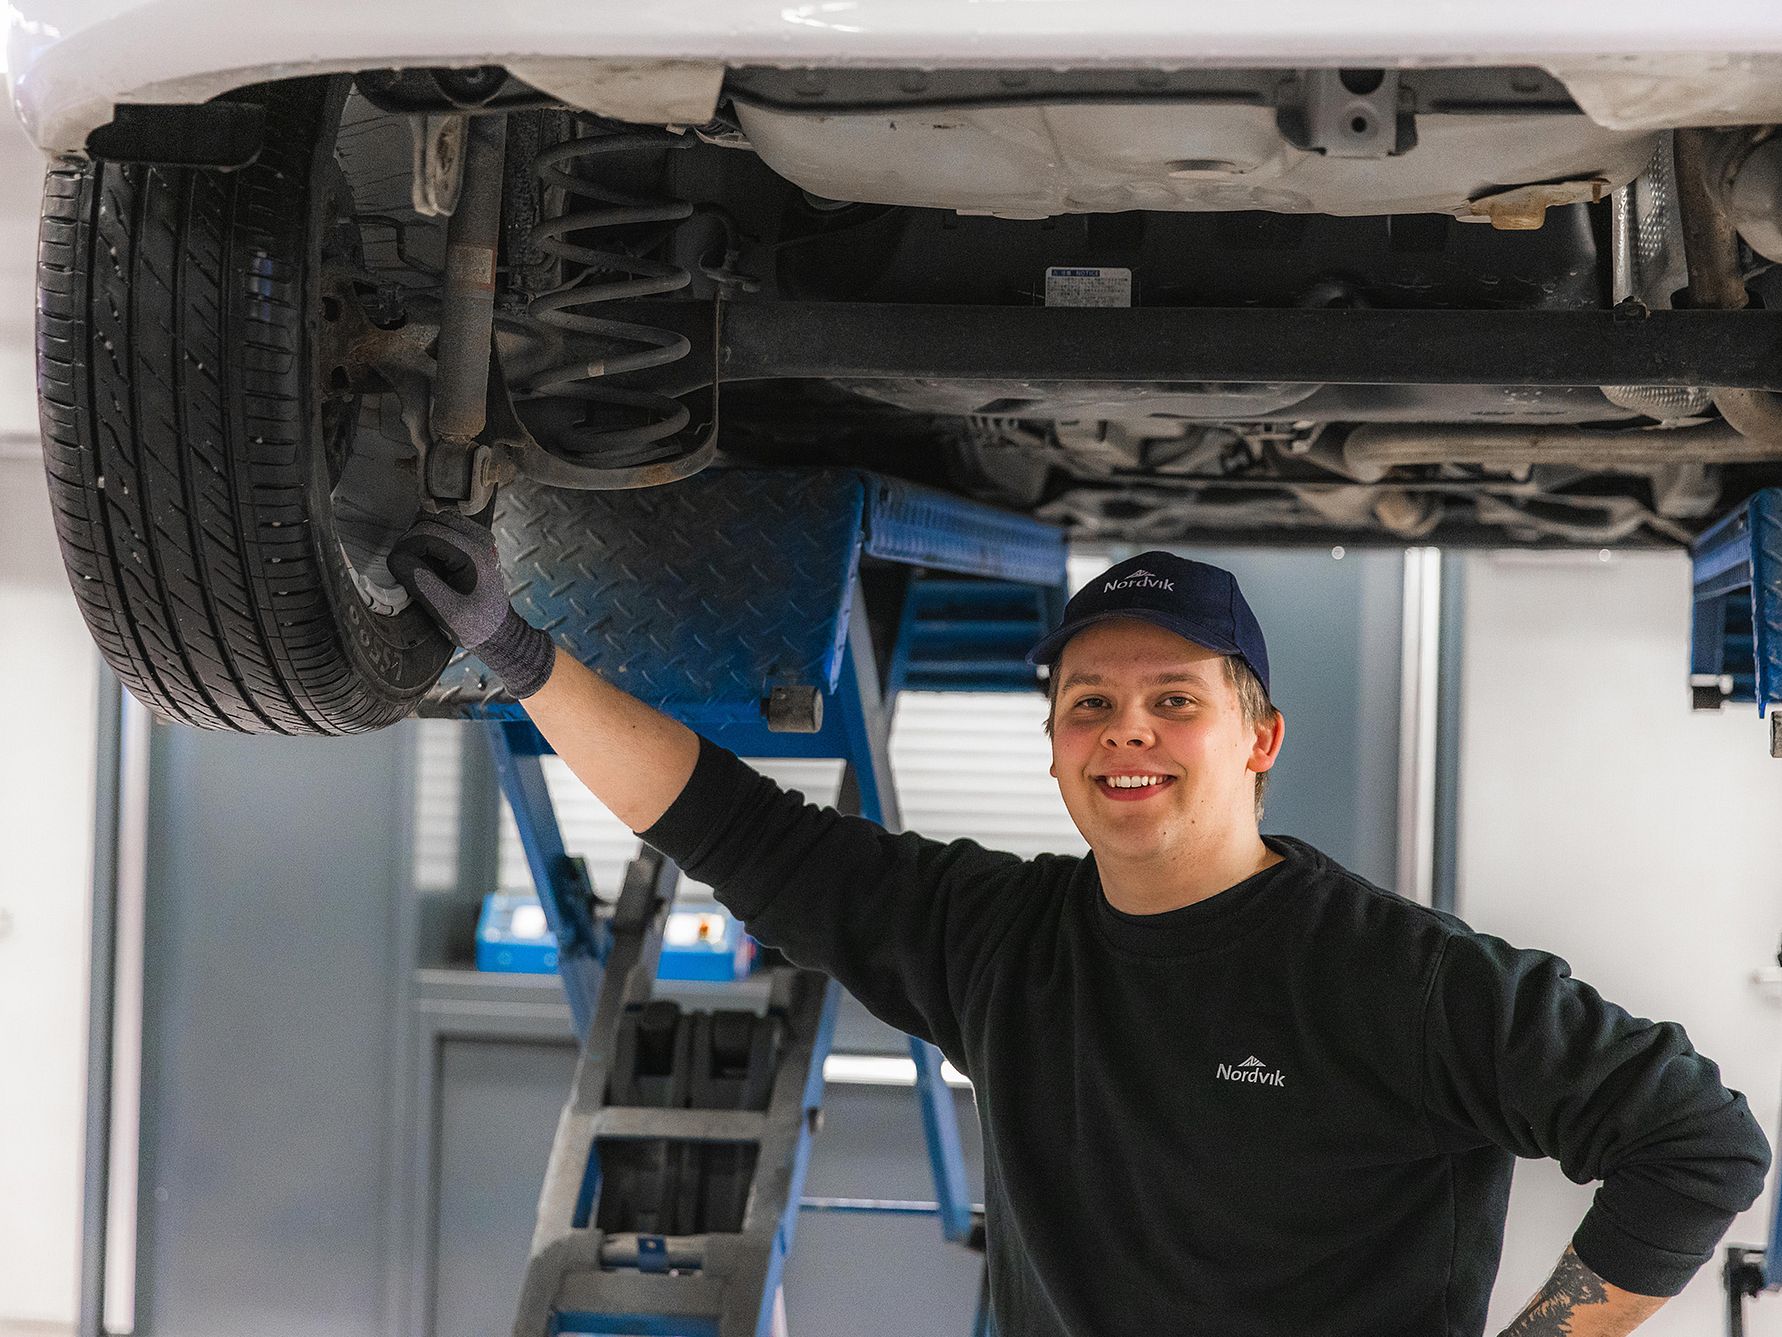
[34,78,443,735]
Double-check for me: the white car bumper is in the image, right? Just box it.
[10,0,1782,151]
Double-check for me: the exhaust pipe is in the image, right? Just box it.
[1332,136,1782,522]
[1342,421,1782,483]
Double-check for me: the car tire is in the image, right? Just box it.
[36,75,451,735]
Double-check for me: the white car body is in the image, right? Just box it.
[12,0,1782,156]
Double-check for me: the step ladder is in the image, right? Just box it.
[507,842,835,1337]
[424,468,1066,1336]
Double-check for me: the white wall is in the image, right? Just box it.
[1458,549,1782,1335]
[0,453,99,1327]
[0,95,89,1329]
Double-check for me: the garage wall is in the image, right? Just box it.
[1174,543,1404,887]
[129,722,413,1337]
[1456,550,1782,1336]
[0,453,99,1329]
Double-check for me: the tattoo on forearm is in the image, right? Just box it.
[1500,1247,1609,1336]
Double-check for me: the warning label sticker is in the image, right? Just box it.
[1044,266,1133,308]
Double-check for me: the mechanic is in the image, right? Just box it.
[394,516,1770,1337]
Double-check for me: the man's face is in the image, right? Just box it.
[1048,618,1279,865]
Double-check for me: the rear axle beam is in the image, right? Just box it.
[573,300,1782,391]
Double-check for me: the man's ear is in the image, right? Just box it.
[1248,709,1286,774]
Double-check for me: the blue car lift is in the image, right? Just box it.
[425,468,1066,1337]
[1690,488,1782,761]
[1693,489,1782,1336]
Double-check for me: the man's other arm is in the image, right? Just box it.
[1497,1245,1666,1337]
[1423,930,1771,1307]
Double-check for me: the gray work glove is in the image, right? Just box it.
[390,512,556,699]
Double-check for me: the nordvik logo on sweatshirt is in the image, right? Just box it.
[1103,569,1175,594]
[1217,1055,1285,1087]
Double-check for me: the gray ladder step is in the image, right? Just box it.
[591,1108,769,1143]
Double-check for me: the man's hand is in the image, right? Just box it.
[390,511,700,831]
[390,512,555,698]
[1497,1246,1667,1337]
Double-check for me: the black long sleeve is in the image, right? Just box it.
[1421,930,1771,1297]
[641,734,1036,1063]
[640,736,1773,1335]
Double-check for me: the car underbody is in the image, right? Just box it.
[298,65,1782,551]
[26,51,1782,730]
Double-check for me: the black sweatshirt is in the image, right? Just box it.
[640,738,1772,1336]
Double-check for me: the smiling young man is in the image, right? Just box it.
[394,523,1770,1337]
[1042,615,1285,915]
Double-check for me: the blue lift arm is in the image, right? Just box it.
[1689,487,1782,756]
[1690,489,1782,1337]
[425,468,1066,1337]
[481,723,608,1039]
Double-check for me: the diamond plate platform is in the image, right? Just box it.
[422,468,1066,729]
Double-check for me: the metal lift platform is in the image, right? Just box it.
[1690,487,1782,757]
[1691,487,1782,1335]
[423,468,1067,1337]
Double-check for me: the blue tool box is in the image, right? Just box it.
[477,892,754,981]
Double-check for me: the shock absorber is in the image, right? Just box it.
[521,127,712,478]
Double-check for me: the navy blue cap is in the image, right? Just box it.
[1026,551,1271,696]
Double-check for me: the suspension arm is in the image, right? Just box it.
[426,113,508,510]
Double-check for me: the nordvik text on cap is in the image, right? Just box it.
[1025,551,1272,696]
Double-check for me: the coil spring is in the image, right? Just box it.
[525,129,704,471]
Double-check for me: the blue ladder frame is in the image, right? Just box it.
[426,468,1065,1335]
[1690,489,1782,1328]
[1689,488,1782,759]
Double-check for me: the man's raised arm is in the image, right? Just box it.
[389,513,699,830]
[523,648,700,831]
[391,512,1027,1060]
